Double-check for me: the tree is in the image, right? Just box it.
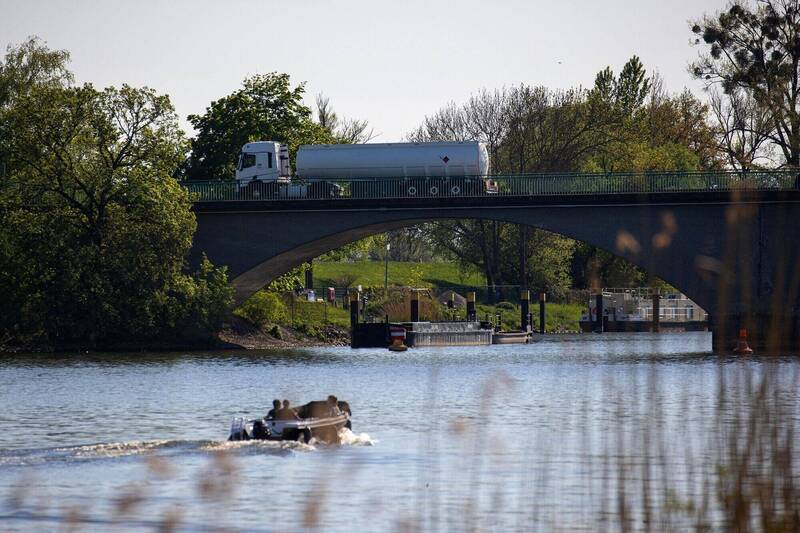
[407,88,584,298]
[315,93,375,144]
[0,37,73,179]
[185,73,333,180]
[408,89,509,170]
[584,61,718,173]
[615,55,650,116]
[691,0,800,166]
[709,87,776,169]
[0,39,233,345]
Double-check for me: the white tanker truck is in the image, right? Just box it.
[235,140,491,198]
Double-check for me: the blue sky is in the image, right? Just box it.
[1,0,725,141]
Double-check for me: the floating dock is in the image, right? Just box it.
[351,321,535,348]
[404,321,492,347]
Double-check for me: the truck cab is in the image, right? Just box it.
[235,141,291,186]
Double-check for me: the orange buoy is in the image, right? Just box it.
[388,326,408,352]
[733,328,753,354]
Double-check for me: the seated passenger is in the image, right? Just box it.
[266,399,281,419]
[276,399,301,421]
[327,395,341,416]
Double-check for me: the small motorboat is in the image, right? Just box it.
[228,400,351,443]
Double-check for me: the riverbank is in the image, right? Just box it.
[0,317,350,354]
[218,316,350,348]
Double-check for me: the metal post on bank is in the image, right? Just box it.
[520,289,530,331]
[349,290,360,330]
[595,293,604,333]
[539,292,546,334]
[466,291,476,321]
[410,290,420,322]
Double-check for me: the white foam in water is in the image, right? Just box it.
[338,428,377,446]
[57,440,174,458]
[200,439,316,452]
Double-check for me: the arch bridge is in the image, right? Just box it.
[185,171,800,352]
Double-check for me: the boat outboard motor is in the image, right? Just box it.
[252,419,268,439]
[229,417,248,441]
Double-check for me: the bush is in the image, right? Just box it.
[235,291,288,326]
[495,301,515,310]
[269,325,282,339]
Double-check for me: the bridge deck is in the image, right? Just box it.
[183,170,800,204]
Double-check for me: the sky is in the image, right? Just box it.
[0,0,726,142]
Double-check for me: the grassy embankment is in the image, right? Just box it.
[312,260,485,289]
[235,261,582,336]
[316,261,581,331]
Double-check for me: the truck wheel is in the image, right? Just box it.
[301,428,312,443]
[449,179,464,196]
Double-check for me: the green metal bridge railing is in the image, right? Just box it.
[182,170,799,202]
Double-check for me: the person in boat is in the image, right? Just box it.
[266,399,281,420]
[276,399,301,421]
[327,395,341,416]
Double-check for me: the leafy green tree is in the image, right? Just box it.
[0,39,233,345]
[584,59,717,173]
[691,0,800,166]
[0,37,73,179]
[185,73,333,180]
[615,55,650,116]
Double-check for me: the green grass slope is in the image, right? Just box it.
[312,261,485,289]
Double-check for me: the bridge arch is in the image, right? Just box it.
[191,204,732,312]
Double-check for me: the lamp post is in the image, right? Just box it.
[384,242,391,292]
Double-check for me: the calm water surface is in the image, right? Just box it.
[0,332,798,531]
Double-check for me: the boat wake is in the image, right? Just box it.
[0,430,376,467]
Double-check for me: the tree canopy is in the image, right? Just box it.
[184,73,333,180]
[692,0,800,166]
[0,38,232,346]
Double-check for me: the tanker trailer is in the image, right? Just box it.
[235,140,490,198]
[296,141,490,197]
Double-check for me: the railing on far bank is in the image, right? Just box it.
[183,169,800,202]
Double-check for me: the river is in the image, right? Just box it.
[1,332,798,531]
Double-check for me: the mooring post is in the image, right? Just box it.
[595,293,604,333]
[651,290,660,333]
[520,289,530,331]
[349,290,359,330]
[305,261,313,290]
[539,292,546,334]
[466,291,476,321]
[410,291,419,322]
